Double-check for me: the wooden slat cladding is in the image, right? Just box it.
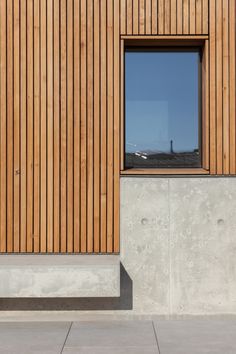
[0,1,236,254]
[120,0,209,35]
[209,0,236,174]
[0,0,120,254]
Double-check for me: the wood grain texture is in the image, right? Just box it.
[120,0,209,35]
[1,0,236,254]
[0,0,120,253]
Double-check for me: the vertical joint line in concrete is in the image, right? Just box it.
[152,321,161,354]
[168,178,172,317]
[60,321,73,354]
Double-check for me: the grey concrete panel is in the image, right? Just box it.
[120,178,170,314]
[0,321,70,354]
[65,321,157,348]
[154,319,236,354]
[0,255,120,298]
[169,178,236,314]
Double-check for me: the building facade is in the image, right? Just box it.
[0,0,236,315]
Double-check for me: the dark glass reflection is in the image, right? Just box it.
[125,49,201,169]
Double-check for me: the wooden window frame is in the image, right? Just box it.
[120,36,210,175]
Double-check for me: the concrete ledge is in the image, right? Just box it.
[0,255,120,298]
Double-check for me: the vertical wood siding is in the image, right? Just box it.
[0,0,120,253]
[120,0,209,35]
[0,1,235,253]
[209,0,236,174]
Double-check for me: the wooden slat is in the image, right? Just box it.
[13,0,20,252]
[202,0,209,34]
[74,0,81,252]
[196,0,202,34]
[146,0,152,35]
[26,0,34,252]
[152,0,158,34]
[6,0,14,253]
[67,0,74,253]
[40,0,47,252]
[170,0,177,34]
[209,0,216,174]
[229,0,236,174]
[47,0,54,252]
[120,0,126,35]
[94,0,101,252]
[114,0,120,253]
[177,0,183,34]
[53,0,61,252]
[33,0,40,252]
[133,0,139,34]
[100,0,107,253]
[183,0,189,34]
[20,0,27,252]
[189,0,196,34]
[107,0,114,252]
[80,0,87,253]
[216,0,223,174]
[164,0,171,35]
[60,0,67,252]
[222,0,229,174]
[139,0,145,35]
[127,0,133,35]
[158,0,164,34]
[87,0,94,252]
[0,0,7,252]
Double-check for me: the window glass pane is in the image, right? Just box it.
[125,49,201,169]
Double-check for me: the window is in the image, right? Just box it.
[124,48,202,170]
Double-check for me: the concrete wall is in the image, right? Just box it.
[1,176,236,316]
[120,177,236,315]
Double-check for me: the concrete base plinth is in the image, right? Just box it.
[0,255,120,298]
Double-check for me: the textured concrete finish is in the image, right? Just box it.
[120,177,236,315]
[0,255,120,298]
[121,178,170,314]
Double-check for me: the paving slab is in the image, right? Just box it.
[65,321,158,349]
[154,320,236,354]
[0,321,70,354]
[63,346,159,354]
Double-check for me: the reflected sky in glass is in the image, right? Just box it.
[125,50,200,161]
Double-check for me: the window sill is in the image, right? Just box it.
[120,168,209,176]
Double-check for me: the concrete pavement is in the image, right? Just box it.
[0,319,235,353]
